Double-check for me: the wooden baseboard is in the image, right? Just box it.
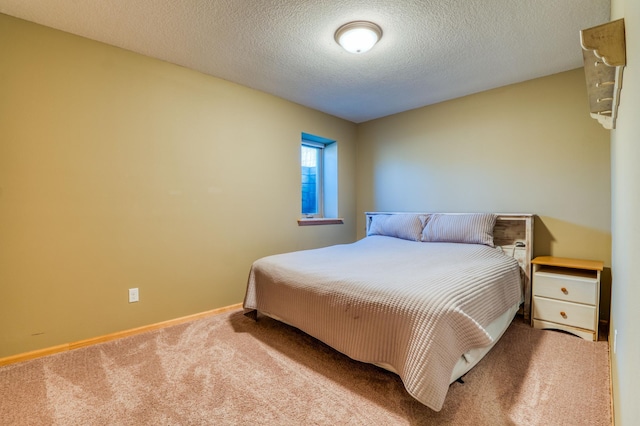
[0,303,243,367]
[607,323,615,426]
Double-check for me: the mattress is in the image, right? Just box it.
[243,235,522,411]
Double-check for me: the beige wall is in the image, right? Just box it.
[357,69,611,264]
[356,69,612,322]
[0,15,358,358]
[610,1,640,424]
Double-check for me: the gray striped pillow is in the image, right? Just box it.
[421,213,497,247]
[367,214,424,241]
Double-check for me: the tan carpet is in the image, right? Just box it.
[0,310,611,425]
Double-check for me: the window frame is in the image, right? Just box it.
[301,140,325,219]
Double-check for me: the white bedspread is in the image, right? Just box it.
[243,236,522,411]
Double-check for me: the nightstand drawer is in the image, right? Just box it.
[532,296,596,331]
[533,270,597,305]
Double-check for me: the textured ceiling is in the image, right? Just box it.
[0,0,610,123]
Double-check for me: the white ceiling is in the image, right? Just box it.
[0,0,610,123]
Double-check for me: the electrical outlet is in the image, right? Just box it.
[613,329,618,354]
[128,288,139,303]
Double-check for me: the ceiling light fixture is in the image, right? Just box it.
[334,21,382,54]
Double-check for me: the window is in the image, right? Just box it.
[301,142,323,217]
[300,133,340,224]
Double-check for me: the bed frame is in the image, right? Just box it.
[365,212,534,320]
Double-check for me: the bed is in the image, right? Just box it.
[243,212,533,411]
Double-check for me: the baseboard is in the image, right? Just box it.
[607,326,615,426]
[0,303,243,367]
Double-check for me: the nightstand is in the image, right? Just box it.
[531,256,604,341]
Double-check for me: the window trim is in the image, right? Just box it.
[297,217,344,226]
[301,141,324,219]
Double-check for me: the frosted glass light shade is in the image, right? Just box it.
[335,21,382,54]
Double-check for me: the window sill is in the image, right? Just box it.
[297,218,344,226]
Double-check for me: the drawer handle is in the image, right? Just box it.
[561,287,568,295]
[560,311,567,319]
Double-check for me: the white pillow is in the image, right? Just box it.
[421,213,497,247]
[367,214,424,242]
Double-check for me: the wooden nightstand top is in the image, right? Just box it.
[532,256,604,271]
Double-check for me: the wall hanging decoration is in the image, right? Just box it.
[580,19,626,130]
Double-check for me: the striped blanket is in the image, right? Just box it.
[243,236,522,410]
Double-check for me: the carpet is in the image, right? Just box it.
[0,310,611,425]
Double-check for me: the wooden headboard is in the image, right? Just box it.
[365,212,534,320]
